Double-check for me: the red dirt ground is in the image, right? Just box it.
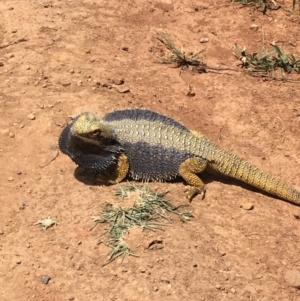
[0,1,299,300]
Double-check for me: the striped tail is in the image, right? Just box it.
[208,147,300,206]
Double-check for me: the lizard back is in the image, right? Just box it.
[103,109,200,181]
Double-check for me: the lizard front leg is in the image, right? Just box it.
[97,153,129,184]
[178,157,207,201]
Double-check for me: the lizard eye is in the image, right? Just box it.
[91,129,101,136]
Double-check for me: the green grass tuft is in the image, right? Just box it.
[92,183,193,265]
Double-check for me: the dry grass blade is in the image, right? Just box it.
[92,183,193,265]
[234,43,300,79]
[234,0,280,13]
[156,30,206,71]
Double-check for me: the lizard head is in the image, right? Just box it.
[70,112,115,147]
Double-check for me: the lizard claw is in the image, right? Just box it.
[184,185,206,201]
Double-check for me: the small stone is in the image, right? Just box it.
[1,129,10,136]
[61,81,71,87]
[187,84,195,97]
[27,113,35,120]
[68,297,75,301]
[114,85,130,93]
[122,46,129,51]
[284,269,300,289]
[16,170,22,175]
[139,267,147,273]
[0,62,4,67]
[112,78,124,85]
[0,230,4,235]
[52,35,61,42]
[200,38,209,43]
[215,284,222,290]
[153,286,159,292]
[16,260,21,264]
[18,202,25,210]
[77,80,83,86]
[230,288,236,294]
[250,24,259,31]
[7,176,14,181]
[160,276,170,283]
[243,203,254,210]
[9,132,15,138]
[41,275,51,284]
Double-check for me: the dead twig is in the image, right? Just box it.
[0,38,28,49]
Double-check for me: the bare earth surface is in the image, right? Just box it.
[1,1,300,300]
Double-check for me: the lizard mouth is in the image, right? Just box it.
[58,120,124,172]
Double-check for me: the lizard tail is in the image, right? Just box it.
[208,147,300,206]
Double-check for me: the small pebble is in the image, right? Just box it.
[284,269,300,289]
[215,284,221,290]
[139,267,147,273]
[160,276,170,283]
[112,78,124,85]
[1,129,10,136]
[0,62,4,67]
[41,275,51,284]
[7,176,14,181]
[230,288,236,294]
[122,46,129,51]
[16,260,21,264]
[200,38,209,43]
[27,113,35,120]
[18,202,25,210]
[61,81,71,87]
[243,203,254,210]
[250,24,259,31]
[115,85,130,93]
[9,132,15,138]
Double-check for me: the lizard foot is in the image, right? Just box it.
[184,185,206,201]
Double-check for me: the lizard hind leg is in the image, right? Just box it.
[178,157,208,201]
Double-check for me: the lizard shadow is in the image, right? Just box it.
[74,166,112,186]
[74,166,282,202]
